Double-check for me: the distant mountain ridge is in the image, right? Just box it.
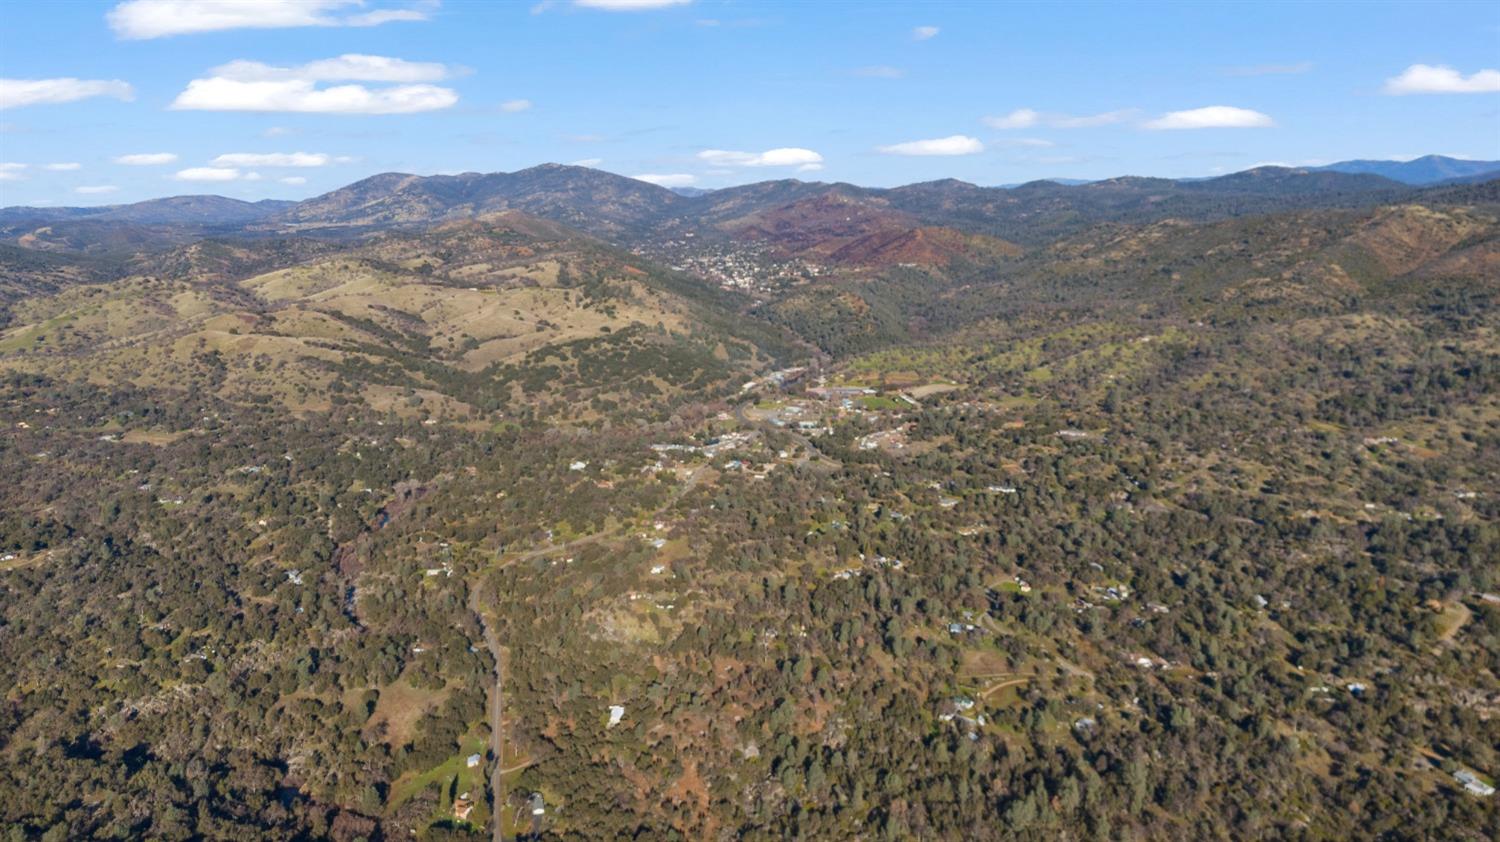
[1314,154,1500,185]
[0,195,294,226]
[3,157,1496,257]
[273,164,683,237]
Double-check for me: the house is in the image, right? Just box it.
[466,753,482,768]
[569,460,588,471]
[1455,769,1495,797]
[530,792,546,815]
[607,705,625,728]
[809,386,873,400]
[453,792,474,821]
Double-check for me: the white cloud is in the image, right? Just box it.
[1143,106,1274,129]
[852,66,906,79]
[263,126,294,137]
[1383,64,1500,95]
[576,0,692,10]
[877,135,984,156]
[44,162,82,171]
[997,138,1056,148]
[912,25,939,40]
[243,172,263,181]
[107,1,433,39]
[210,55,453,83]
[114,152,178,165]
[984,108,1040,129]
[697,147,823,168]
[171,55,459,114]
[0,162,26,181]
[500,99,532,112]
[0,78,134,109]
[983,107,1135,129]
[174,166,242,181]
[570,158,604,167]
[172,78,457,114]
[210,151,348,167]
[632,173,696,187]
[345,8,431,26]
[1050,109,1137,128]
[75,185,119,194]
[279,176,308,185]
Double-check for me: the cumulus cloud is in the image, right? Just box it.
[107,0,434,39]
[115,152,177,165]
[209,55,453,83]
[209,152,349,167]
[44,162,82,171]
[912,25,939,40]
[174,166,242,181]
[697,147,823,168]
[983,108,1135,129]
[1383,64,1500,95]
[173,79,456,113]
[0,78,134,109]
[0,162,27,181]
[877,135,983,156]
[171,55,460,114]
[345,7,432,26]
[576,0,692,10]
[500,99,532,112]
[75,185,119,194]
[279,176,308,185]
[1143,105,1274,129]
[984,108,1039,129]
[632,173,696,187]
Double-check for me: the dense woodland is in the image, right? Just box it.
[1,171,1497,840]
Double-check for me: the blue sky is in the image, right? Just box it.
[1,0,1497,205]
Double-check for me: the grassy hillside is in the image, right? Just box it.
[0,212,800,424]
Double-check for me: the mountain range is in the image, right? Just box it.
[1314,153,1500,184]
[4,155,1495,247]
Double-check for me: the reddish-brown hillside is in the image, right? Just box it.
[722,192,1020,268]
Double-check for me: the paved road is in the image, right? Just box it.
[468,582,507,842]
[462,457,712,842]
[732,401,822,467]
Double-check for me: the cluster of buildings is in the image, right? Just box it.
[637,237,823,295]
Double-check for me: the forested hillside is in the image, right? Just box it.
[1,172,1496,841]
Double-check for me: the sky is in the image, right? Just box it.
[1,0,1497,206]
